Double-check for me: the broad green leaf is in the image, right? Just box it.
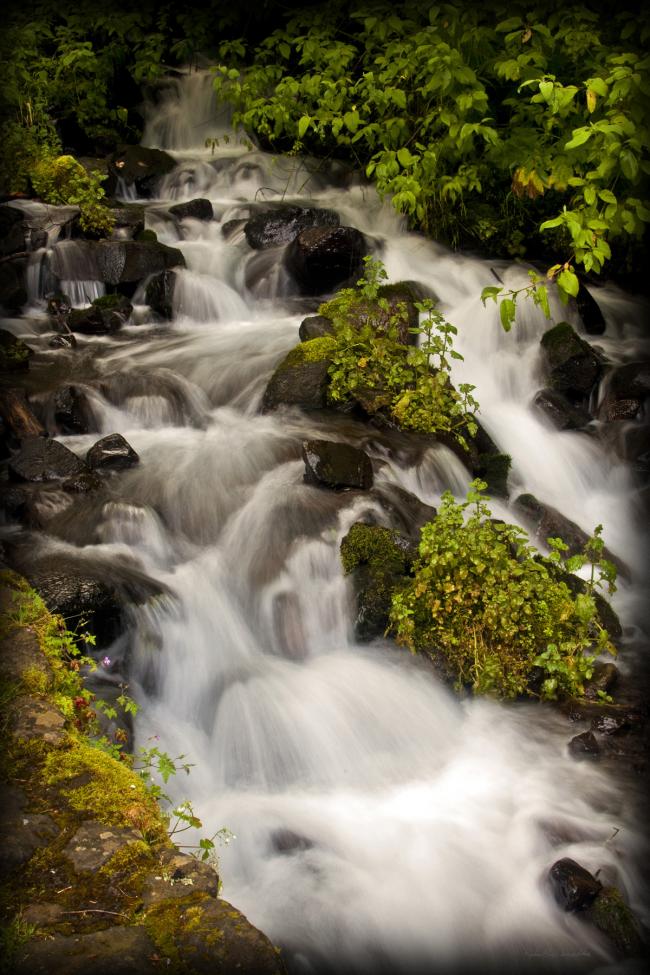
[557,268,579,298]
[620,149,639,181]
[297,115,311,138]
[598,188,617,204]
[499,298,516,331]
[397,147,415,168]
[565,127,593,150]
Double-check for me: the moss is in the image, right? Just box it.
[340,523,412,577]
[20,666,50,696]
[0,333,32,371]
[340,524,414,642]
[97,840,156,901]
[143,892,214,972]
[585,886,643,956]
[283,335,336,367]
[134,229,158,242]
[91,293,128,309]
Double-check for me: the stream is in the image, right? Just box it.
[2,69,649,974]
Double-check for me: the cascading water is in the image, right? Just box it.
[5,69,649,974]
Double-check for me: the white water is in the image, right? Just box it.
[6,70,649,974]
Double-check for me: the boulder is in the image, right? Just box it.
[244,205,339,249]
[372,484,437,541]
[568,731,601,760]
[475,451,511,498]
[221,218,247,241]
[584,885,644,956]
[8,439,88,483]
[86,433,139,471]
[302,439,373,490]
[548,857,602,911]
[261,337,336,413]
[0,259,27,312]
[584,661,619,699]
[68,294,133,335]
[168,198,214,221]
[23,559,122,645]
[0,205,26,257]
[96,240,185,285]
[107,145,176,197]
[607,361,650,399]
[63,821,143,873]
[340,522,416,641]
[106,203,145,238]
[15,926,161,975]
[141,849,220,906]
[540,322,603,397]
[0,330,34,371]
[52,385,96,435]
[533,388,591,431]
[145,269,177,319]
[299,314,335,342]
[285,225,367,295]
[575,285,606,335]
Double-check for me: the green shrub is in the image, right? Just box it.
[390,480,616,699]
[30,155,114,237]
[323,258,478,447]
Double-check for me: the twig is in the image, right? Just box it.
[63,909,130,919]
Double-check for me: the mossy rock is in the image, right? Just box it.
[0,328,33,371]
[540,322,603,396]
[134,228,158,243]
[261,337,336,413]
[340,522,415,641]
[584,885,644,956]
[476,452,511,498]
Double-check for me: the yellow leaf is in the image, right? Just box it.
[586,89,597,113]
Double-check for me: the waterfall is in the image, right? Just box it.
[6,71,649,975]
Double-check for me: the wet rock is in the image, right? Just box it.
[533,388,591,431]
[245,204,339,249]
[0,329,33,371]
[145,269,176,319]
[0,258,27,312]
[0,484,43,528]
[302,439,373,490]
[107,144,176,197]
[340,522,415,641]
[540,322,603,396]
[141,849,220,906]
[584,661,619,700]
[575,285,607,335]
[285,225,367,295]
[221,218,247,241]
[8,438,88,483]
[584,885,644,956]
[0,387,46,442]
[10,695,66,745]
[0,205,26,257]
[69,294,133,334]
[548,857,602,910]
[299,314,334,341]
[169,198,214,221]
[95,240,184,286]
[607,361,650,399]
[591,713,631,735]
[568,730,601,759]
[62,470,103,493]
[599,395,641,422]
[261,337,335,413]
[21,903,67,927]
[475,451,511,497]
[23,560,121,646]
[372,483,437,542]
[14,926,161,975]
[107,204,145,238]
[86,433,139,471]
[63,822,143,873]
[270,828,314,854]
[52,385,96,435]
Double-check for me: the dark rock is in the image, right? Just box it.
[543,560,623,640]
[69,294,133,335]
[245,205,339,249]
[169,198,214,221]
[302,439,373,490]
[548,857,602,910]
[0,329,34,371]
[299,314,334,341]
[96,240,185,285]
[221,218,247,241]
[8,439,87,483]
[134,228,158,242]
[599,394,641,422]
[340,522,415,641]
[0,260,27,313]
[270,828,314,854]
[62,470,103,493]
[533,388,591,431]
[86,433,139,471]
[261,337,336,413]
[145,269,176,319]
[14,926,161,975]
[52,385,96,434]
[0,784,59,873]
[63,821,143,873]
[372,483,436,542]
[607,361,650,399]
[285,225,367,295]
[540,322,603,396]
[591,713,631,735]
[575,285,606,335]
[584,661,619,700]
[568,730,601,759]
[0,387,46,442]
[476,451,511,497]
[23,560,121,646]
[107,204,145,238]
[584,885,644,955]
[0,205,26,257]
[107,144,176,197]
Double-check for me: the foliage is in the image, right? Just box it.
[211,1,650,288]
[323,258,478,446]
[30,155,115,236]
[390,480,617,700]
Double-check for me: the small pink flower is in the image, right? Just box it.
[102,656,111,668]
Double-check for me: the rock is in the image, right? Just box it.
[533,388,591,431]
[0,388,46,442]
[0,258,27,311]
[62,470,103,493]
[95,240,185,285]
[107,204,145,238]
[141,849,220,906]
[285,225,367,295]
[14,926,161,975]
[52,385,96,435]
[568,730,601,759]
[0,329,34,371]
[261,337,336,413]
[340,522,415,641]
[548,857,602,911]
[372,483,437,541]
[575,285,607,335]
[8,439,88,483]
[299,314,334,341]
[107,145,177,197]
[302,439,373,490]
[244,204,339,249]
[599,396,641,422]
[0,205,26,257]
[221,218,246,241]
[0,627,51,685]
[68,294,133,334]
[63,821,143,873]
[607,361,650,399]
[10,695,66,746]
[23,560,121,646]
[86,433,139,471]
[134,228,158,243]
[540,322,603,396]
[584,661,619,700]
[0,784,59,873]
[270,828,314,854]
[475,451,511,497]
[145,269,176,320]
[584,885,644,956]
[591,713,631,735]
[168,198,214,221]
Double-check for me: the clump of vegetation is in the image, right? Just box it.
[390,481,617,699]
[30,155,114,236]
[323,258,478,447]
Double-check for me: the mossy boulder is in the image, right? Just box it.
[540,322,603,397]
[68,294,133,335]
[584,885,644,956]
[299,314,334,342]
[0,329,34,371]
[261,337,336,413]
[340,522,415,641]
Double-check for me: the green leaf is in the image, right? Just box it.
[499,298,516,331]
[297,115,311,139]
[565,127,593,150]
[620,149,639,181]
[480,286,502,305]
[557,268,579,298]
[397,147,415,168]
[598,189,617,204]
[344,110,360,133]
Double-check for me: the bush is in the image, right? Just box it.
[30,155,114,237]
[390,480,616,700]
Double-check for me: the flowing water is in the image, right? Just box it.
[4,70,650,974]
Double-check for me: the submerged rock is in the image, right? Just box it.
[285,225,367,295]
[568,730,601,760]
[261,337,336,413]
[533,388,591,431]
[245,204,339,249]
[540,322,603,396]
[168,198,214,221]
[302,439,373,490]
[548,857,602,910]
[8,439,88,483]
[106,144,176,197]
[371,483,437,542]
[52,385,96,435]
[145,269,177,319]
[86,433,139,471]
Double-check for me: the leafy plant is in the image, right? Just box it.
[30,155,115,236]
[390,480,616,699]
[324,257,479,446]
